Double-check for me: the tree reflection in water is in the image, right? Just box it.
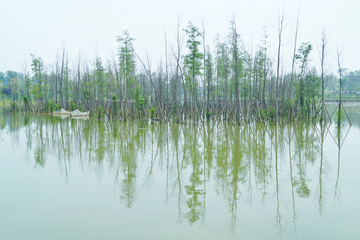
[1,112,351,236]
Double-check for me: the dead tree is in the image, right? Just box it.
[276,8,286,124]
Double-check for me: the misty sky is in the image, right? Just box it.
[1,0,359,73]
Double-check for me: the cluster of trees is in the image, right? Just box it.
[1,17,350,123]
[326,70,360,92]
[0,71,24,101]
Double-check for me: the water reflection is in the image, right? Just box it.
[1,112,353,237]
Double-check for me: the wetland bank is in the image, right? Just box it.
[1,103,360,239]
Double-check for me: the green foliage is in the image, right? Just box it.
[184,21,203,100]
[295,42,313,107]
[214,37,230,98]
[149,107,156,120]
[44,101,51,113]
[205,45,214,100]
[260,108,266,120]
[117,30,136,100]
[24,73,31,101]
[206,109,211,119]
[62,59,72,102]
[0,79,2,100]
[30,54,45,101]
[97,106,105,120]
[22,95,30,110]
[134,84,145,114]
[112,95,118,116]
[268,106,275,120]
[11,102,17,112]
[300,106,309,119]
[69,100,76,111]
[42,101,59,113]
[304,68,321,101]
[296,42,313,72]
[95,57,105,100]
[10,76,21,100]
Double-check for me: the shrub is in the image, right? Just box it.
[22,95,30,110]
[260,108,266,120]
[97,106,105,120]
[69,100,76,111]
[112,95,117,116]
[206,109,211,119]
[149,107,156,120]
[269,106,276,120]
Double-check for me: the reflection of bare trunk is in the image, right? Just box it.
[176,133,182,221]
[288,125,297,234]
[334,125,341,204]
[202,124,207,225]
[275,127,282,235]
[59,119,69,181]
[318,142,324,214]
[316,122,326,214]
[230,127,240,234]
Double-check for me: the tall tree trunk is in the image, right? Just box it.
[60,47,65,106]
[276,9,285,124]
[289,12,299,121]
[231,19,240,123]
[320,29,327,122]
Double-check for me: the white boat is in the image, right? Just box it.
[53,108,89,116]
[53,108,70,115]
[69,109,89,117]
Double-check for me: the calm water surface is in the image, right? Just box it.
[1,104,360,240]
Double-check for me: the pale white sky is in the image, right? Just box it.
[1,0,359,73]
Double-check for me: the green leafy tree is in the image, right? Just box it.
[134,84,145,115]
[30,54,45,102]
[304,67,321,103]
[63,58,71,102]
[215,38,230,100]
[94,57,105,100]
[10,76,21,100]
[205,45,214,101]
[183,21,203,101]
[117,30,136,101]
[295,42,312,107]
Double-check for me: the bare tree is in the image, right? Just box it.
[336,44,344,124]
[230,17,240,123]
[289,10,299,120]
[276,7,286,124]
[318,29,328,122]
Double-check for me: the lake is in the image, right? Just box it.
[1,103,360,240]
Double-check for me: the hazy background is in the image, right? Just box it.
[1,0,359,73]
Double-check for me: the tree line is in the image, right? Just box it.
[1,17,349,124]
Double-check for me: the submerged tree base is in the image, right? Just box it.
[6,98,341,125]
